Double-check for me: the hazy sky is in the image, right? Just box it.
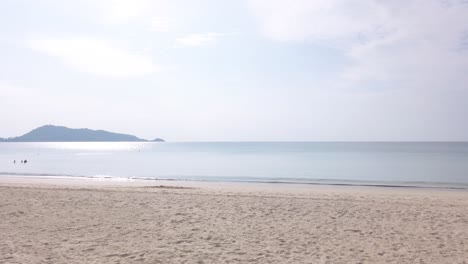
[1,0,468,141]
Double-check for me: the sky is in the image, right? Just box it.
[1,0,468,141]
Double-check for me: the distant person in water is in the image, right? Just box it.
[13,160,16,164]
[24,160,28,164]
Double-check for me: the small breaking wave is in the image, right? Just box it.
[1,172,467,190]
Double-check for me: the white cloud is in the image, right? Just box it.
[89,0,176,32]
[28,36,159,77]
[0,82,26,98]
[248,0,468,91]
[174,33,229,47]
[247,0,390,43]
[149,18,172,32]
[340,1,468,90]
[96,0,151,23]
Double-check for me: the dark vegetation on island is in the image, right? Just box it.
[0,125,165,142]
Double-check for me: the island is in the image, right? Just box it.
[0,125,165,142]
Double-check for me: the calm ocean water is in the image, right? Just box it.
[1,142,468,188]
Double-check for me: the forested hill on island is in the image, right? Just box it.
[0,125,165,142]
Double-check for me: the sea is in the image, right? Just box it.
[1,142,468,189]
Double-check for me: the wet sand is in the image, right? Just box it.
[1,177,467,263]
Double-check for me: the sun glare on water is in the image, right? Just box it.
[31,142,151,152]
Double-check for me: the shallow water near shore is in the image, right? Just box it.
[1,142,468,188]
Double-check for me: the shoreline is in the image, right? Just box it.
[1,174,467,192]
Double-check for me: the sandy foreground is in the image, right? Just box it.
[0,177,467,264]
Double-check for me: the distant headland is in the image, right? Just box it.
[0,125,165,142]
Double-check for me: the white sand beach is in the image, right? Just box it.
[1,177,467,263]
